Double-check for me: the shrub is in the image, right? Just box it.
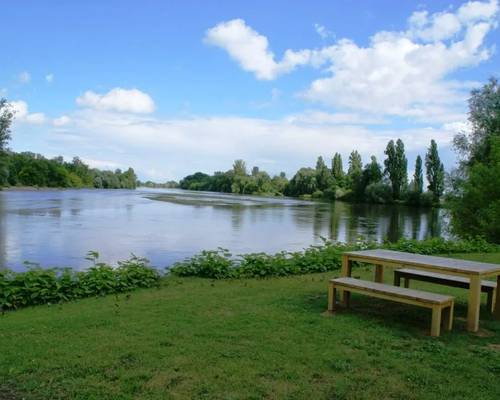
[0,254,160,312]
[365,182,393,204]
[170,237,500,280]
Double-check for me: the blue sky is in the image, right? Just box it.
[2,0,499,180]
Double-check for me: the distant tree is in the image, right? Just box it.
[315,156,331,191]
[346,150,362,191]
[285,168,317,196]
[384,139,408,200]
[413,155,424,194]
[331,153,344,186]
[233,159,247,176]
[425,140,444,201]
[251,166,259,176]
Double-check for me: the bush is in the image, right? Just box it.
[0,254,160,311]
[365,182,393,204]
[170,237,500,280]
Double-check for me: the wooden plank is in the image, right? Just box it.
[467,276,482,332]
[431,306,442,337]
[330,277,453,305]
[341,254,351,307]
[395,268,497,290]
[374,265,384,283]
[344,249,500,276]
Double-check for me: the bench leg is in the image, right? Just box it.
[393,271,401,287]
[442,303,454,331]
[328,283,337,313]
[404,278,410,288]
[341,255,352,306]
[431,306,442,337]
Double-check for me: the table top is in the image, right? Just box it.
[344,249,500,276]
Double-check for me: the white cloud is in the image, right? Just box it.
[9,100,46,125]
[17,71,31,84]
[204,19,312,80]
[76,88,155,114]
[314,23,334,39]
[35,109,456,181]
[45,73,54,83]
[207,1,498,122]
[81,158,124,170]
[52,115,71,126]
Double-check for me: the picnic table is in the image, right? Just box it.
[341,249,500,332]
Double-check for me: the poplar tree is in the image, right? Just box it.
[315,156,330,190]
[413,155,423,194]
[347,150,362,191]
[0,99,14,186]
[384,139,408,200]
[331,153,344,185]
[425,140,444,201]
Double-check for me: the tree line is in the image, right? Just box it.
[179,139,444,206]
[0,99,137,189]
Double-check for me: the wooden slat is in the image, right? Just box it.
[330,277,453,305]
[344,249,500,276]
[396,268,497,289]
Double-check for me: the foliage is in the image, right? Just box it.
[0,254,160,311]
[138,180,179,188]
[425,140,445,202]
[0,99,14,186]
[2,152,137,189]
[285,167,317,196]
[384,139,408,200]
[331,152,344,186]
[450,78,500,242]
[413,155,424,194]
[171,237,500,279]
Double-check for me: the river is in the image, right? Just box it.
[0,188,447,271]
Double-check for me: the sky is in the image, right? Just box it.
[1,0,499,181]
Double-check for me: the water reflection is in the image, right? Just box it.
[0,189,448,271]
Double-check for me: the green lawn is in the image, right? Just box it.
[1,253,500,400]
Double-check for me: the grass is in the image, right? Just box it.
[1,253,499,400]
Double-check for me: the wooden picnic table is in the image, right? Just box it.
[341,249,500,332]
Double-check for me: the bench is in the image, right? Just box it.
[328,277,454,337]
[394,268,497,313]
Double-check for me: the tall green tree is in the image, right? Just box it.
[384,139,408,200]
[413,155,424,194]
[0,99,14,186]
[315,156,331,191]
[232,159,247,176]
[331,153,344,186]
[346,150,362,190]
[425,140,444,201]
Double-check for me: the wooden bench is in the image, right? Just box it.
[394,268,497,313]
[328,277,454,337]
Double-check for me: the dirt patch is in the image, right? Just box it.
[487,343,500,351]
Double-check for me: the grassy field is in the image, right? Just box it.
[1,253,499,400]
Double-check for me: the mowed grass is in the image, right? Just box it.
[1,253,500,400]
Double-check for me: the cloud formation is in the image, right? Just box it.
[76,88,155,114]
[9,100,46,124]
[206,0,498,121]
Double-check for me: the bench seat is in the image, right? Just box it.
[394,268,497,312]
[328,277,454,337]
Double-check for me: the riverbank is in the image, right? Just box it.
[1,252,499,400]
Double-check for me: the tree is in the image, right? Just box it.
[315,156,331,191]
[285,168,317,196]
[413,155,424,194]
[384,139,408,200]
[425,140,444,201]
[331,153,344,186]
[450,78,500,242]
[346,150,362,191]
[454,77,500,167]
[232,159,247,176]
[251,166,259,177]
[0,99,14,186]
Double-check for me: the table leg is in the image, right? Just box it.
[494,275,500,319]
[341,255,351,307]
[374,264,384,283]
[467,276,481,332]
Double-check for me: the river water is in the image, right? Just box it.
[0,188,447,271]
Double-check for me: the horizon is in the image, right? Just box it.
[2,0,500,181]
